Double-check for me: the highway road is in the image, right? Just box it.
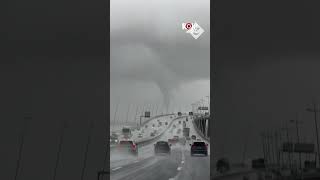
[110,114,210,180]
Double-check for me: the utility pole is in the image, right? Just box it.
[261,133,266,162]
[285,121,293,169]
[293,113,302,170]
[306,102,320,168]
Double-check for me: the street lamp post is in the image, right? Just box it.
[206,95,210,115]
[306,103,320,168]
[289,115,303,170]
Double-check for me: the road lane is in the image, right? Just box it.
[110,115,211,180]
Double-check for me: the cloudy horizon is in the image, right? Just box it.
[110,0,210,126]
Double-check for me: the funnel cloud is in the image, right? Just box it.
[110,0,210,119]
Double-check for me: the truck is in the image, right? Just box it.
[122,127,132,138]
[183,127,190,137]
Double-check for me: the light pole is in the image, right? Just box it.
[289,115,303,170]
[281,123,293,169]
[206,95,210,115]
[306,102,320,168]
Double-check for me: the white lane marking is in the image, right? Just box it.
[177,167,182,171]
[112,167,122,171]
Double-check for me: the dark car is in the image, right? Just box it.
[154,141,171,154]
[216,158,230,173]
[191,135,196,140]
[190,141,208,156]
[117,140,138,155]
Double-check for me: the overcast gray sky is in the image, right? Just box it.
[110,0,210,126]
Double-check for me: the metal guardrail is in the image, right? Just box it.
[192,116,210,142]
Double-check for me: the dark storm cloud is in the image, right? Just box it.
[111,0,210,110]
[213,0,320,162]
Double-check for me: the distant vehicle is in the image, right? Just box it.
[178,112,182,116]
[173,124,176,128]
[145,125,148,128]
[165,122,168,125]
[122,127,132,138]
[189,112,193,116]
[138,133,143,138]
[110,136,118,144]
[183,128,190,137]
[152,124,155,128]
[191,135,196,140]
[178,121,181,124]
[117,140,138,155]
[186,117,188,121]
[154,141,171,155]
[205,112,209,116]
[150,132,155,136]
[216,158,230,173]
[186,137,191,140]
[190,141,208,156]
[183,121,186,128]
[196,139,201,141]
[168,137,179,145]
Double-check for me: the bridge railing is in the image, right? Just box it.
[193,115,210,142]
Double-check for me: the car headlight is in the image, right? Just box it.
[115,139,118,142]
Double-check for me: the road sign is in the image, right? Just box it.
[145,111,150,118]
[294,143,314,153]
[198,107,208,110]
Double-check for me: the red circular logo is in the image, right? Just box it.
[185,23,192,30]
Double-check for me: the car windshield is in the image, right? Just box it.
[193,142,205,146]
